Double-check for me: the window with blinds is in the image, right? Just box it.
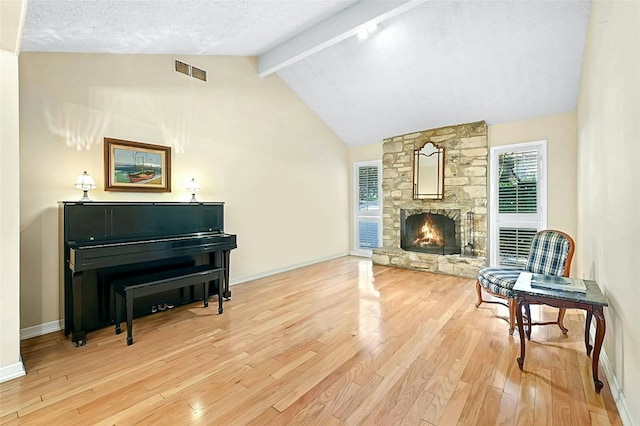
[498,227,537,267]
[358,165,379,213]
[354,161,382,255]
[490,142,546,267]
[358,221,380,249]
[498,150,538,214]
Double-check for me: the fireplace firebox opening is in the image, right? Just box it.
[401,210,461,255]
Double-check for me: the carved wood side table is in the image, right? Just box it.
[513,272,608,393]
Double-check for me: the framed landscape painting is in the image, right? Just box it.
[104,138,171,192]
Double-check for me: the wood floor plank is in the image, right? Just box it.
[515,372,536,426]
[0,257,623,425]
[399,387,436,426]
[599,375,624,426]
[495,391,518,426]
[344,364,407,424]
[434,380,472,425]
[378,355,434,424]
[551,367,573,425]
[473,385,502,426]
[244,406,281,425]
[333,373,385,421]
[591,411,612,426]
[532,367,550,425]
[456,328,501,424]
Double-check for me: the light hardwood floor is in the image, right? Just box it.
[0,256,622,425]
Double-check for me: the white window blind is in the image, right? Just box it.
[354,161,382,255]
[358,165,380,214]
[498,150,538,214]
[490,142,546,267]
[358,220,380,249]
[497,227,537,267]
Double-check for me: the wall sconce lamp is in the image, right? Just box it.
[75,171,96,201]
[186,178,200,202]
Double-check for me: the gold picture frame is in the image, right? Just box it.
[104,138,171,192]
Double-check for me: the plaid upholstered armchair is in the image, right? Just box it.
[475,229,575,335]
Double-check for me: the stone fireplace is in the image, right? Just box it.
[372,121,487,278]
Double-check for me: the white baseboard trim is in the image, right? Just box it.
[20,319,64,340]
[349,250,372,257]
[229,252,349,286]
[0,359,26,383]
[589,319,634,426]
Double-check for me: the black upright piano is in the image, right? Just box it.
[61,201,237,346]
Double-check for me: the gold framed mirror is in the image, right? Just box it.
[413,141,445,200]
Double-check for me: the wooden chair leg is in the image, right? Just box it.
[508,298,516,335]
[557,308,568,334]
[525,302,532,340]
[475,280,483,308]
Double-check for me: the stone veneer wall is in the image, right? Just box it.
[372,121,488,278]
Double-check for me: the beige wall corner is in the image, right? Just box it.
[576,1,640,424]
[1,49,24,381]
[0,0,26,383]
[0,0,26,53]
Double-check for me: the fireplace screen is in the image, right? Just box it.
[401,210,461,255]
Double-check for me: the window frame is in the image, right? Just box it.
[489,140,547,266]
[353,160,382,257]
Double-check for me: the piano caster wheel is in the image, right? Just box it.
[204,301,209,308]
[218,308,223,314]
[73,340,86,347]
[127,337,133,346]
[115,327,122,335]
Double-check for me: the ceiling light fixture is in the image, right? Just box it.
[357,21,378,40]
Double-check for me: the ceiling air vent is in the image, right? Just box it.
[173,59,207,82]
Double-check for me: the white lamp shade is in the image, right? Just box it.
[186,178,200,193]
[75,171,96,190]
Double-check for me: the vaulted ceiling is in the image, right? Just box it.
[20,0,591,146]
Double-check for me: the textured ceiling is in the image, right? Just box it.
[21,0,357,55]
[20,0,591,146]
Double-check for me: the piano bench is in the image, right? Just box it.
[114,265,225,345]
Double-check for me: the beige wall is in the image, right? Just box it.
[577,0,640,422]
[0,49,24,379]
[18,53,349,329]
[347,113,578,254]
[348,143,384,164]
[0,0,25,381]
[0,0,25,52]
[489,112,577,239]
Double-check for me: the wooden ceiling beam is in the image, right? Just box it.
[258,0,425,77]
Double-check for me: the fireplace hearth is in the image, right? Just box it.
[401,209,461,255]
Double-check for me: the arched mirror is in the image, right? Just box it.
[413,141,445,200]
